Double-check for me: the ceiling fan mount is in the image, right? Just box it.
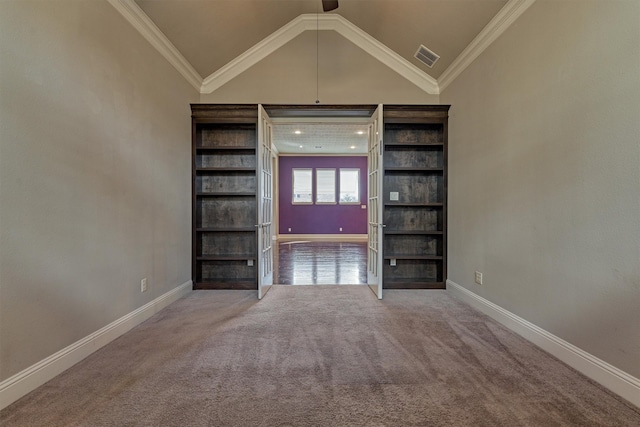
[322,0,339,12]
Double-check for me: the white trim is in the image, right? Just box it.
[0,280,193,411]
[106,0,203,91]
[106,0,536,97]
[446,279,640,408]
[201,14,439,95]
[325,15,440,95]
[438,0,536,92]
[278,234,367,242]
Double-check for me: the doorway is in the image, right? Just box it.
[262,105,383,296]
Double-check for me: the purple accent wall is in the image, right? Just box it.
[279,156,368,234]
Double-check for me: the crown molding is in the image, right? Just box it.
[201,14,310,94]
[326,15,440,95]
[438,0,536,92]
[108,0,534,97]
[201,14,439,95]
[106,0,203,91]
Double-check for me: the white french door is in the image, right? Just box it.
[367,105,384,299]
[257,105,274,299]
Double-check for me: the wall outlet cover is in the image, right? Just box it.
[475,271,483,285]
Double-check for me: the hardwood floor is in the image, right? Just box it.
[274,241,367,285]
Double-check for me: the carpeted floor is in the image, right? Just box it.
[2,287,639,426]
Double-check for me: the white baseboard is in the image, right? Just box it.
[446,279,640,408]
[277,234,367,242]
[0,280,192,410]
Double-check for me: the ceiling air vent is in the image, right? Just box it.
[414,45,440,68]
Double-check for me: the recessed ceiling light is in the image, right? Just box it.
[294,130,302,134]
[299,145,303,148]
[357,131,364,135]
[350,146,356,149]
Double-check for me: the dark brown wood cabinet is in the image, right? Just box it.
[191,104,449,291]
[192,105,259,290]
[382,105,449,289]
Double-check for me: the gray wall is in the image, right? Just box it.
[441,0,640,377]
[0,1,197,381]
[201,30,439,104]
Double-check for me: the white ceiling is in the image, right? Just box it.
[272,121,370,154]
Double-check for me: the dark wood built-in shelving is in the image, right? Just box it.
[192,104,259,290]
[382,105,449,289]
[191,104,448,292]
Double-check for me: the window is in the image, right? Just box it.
[339,169,360,203]
[292,169,312,204]
[315,169,336,204]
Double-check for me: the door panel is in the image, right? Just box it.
[367,105,384,299]
[258,105,274,299]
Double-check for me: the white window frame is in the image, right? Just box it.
[315,168,336,204]
[339,168,360,204]
[292,168,313,204]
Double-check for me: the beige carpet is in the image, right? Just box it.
[2,287,639,426]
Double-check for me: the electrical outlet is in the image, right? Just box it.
[361,205,366,209]
[475,271,483,285]
[390,258,397,267]
[339,227,343,232]
[141,278,148,292]
[390,192,399,201]
[248,259,254,267]
[288,228,292,232]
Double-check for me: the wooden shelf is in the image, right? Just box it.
[384,142,443,147]
[382,105,449,290]
[196,192,255,197]
[384,202,443,207]
[384,230,442,235]
[196,146,256,151]
[196,167,256,172]
[196,227,256,232]
[196,256,256,261]
[385,167,443,172]
[192,105,259,290]
[384,281,445,289]
[195,281,256,290]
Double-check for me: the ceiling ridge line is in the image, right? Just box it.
[200,14,439,95]
[108,1,536,98]
[437,0,537,93]
[106,0,203,91]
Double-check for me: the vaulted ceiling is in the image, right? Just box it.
[109,0,537,96]
[134,0,507,82]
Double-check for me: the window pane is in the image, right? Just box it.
[316,169,336,203]
[292,169,312,203]
[339,169,360,203]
